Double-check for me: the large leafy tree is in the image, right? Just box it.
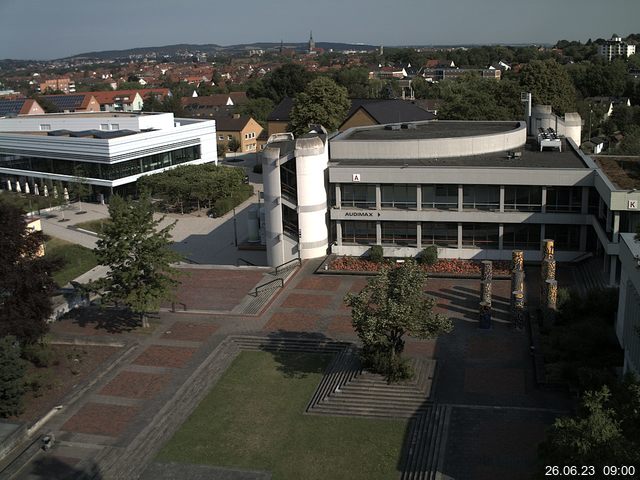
[538,379,640,471]
[519,59,577,114]
[345,260,453,381]
[288,77,350,135]
[247,64,314,103]
[0,336,27,418]
[89,194,180,327]
[0,201,59,344]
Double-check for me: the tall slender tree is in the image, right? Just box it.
[89,194,181,328]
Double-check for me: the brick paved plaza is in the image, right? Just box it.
[12,261,571,480]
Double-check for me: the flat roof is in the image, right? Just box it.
[330,138,589,169]
[594,156,640,189]
[344,121,521,141]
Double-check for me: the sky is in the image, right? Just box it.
[0,0,639,60]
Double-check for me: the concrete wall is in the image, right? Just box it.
[616,233,640,375]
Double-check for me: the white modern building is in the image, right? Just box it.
[616,233,640,375]
[598,34,636,62]
[262,114,640,288]
[0,112,216,199]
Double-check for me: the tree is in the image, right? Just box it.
[617,125,640,155]
[333,67,371,98]
[519,59,577,114]
[538,379,640,471]
[71,165,91,212]
[345,261,453,381]
[288,77,350,135]
[0,336,27,418]
[89,194,181,328]
[237,97,275,124]
[247,64,315,103]
[0,201,59,344]
[227,136,241,153]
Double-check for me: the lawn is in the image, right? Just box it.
[158,351,407,480]
[45,237,98,286]
[75,218,112,234]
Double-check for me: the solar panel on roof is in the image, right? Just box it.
[0,100,24,116]
[43,95,84,110]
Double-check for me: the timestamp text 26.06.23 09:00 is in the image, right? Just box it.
[545,465,637,476]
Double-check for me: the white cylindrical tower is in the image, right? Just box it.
[295,136,329,260]
[262,144,285,267]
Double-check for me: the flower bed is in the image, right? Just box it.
[328,256,511,276]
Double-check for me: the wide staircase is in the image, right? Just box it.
[572,257,607,297]
[232,258,301,315]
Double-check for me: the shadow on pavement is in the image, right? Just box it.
[27,456,103,480]
[61,306,142,334]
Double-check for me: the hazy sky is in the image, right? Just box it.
[1,0,639,60]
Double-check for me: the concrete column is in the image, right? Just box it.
[416,184,422,211]
[336,220,342,246]
[606,208,612,233]
[498,224,504,250]
[609,255,618,286]
[416,222,422,249]
[375,184,381,210]
[499,185,505,213]
[612,211,620,243]
[579,225,587,251]
[335,183,341,209]
[581,186,589,214]
[541,186,547,213]
[457,222,463,249]
[376,221,381,245]
[458,185,464,212]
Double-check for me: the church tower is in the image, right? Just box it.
[308,31,315,53]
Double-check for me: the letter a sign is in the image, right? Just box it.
[352,173,361,182]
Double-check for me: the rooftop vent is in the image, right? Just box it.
[384,124,401,131]
[401,123,417,130]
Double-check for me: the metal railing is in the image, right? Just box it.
[236,257,256,267]
[171,302,187,312]
[253,278,284,296]
[273,257,301,276]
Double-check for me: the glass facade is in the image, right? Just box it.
[280,159,297,202]
[342,221,376,245]
[545,224,580,250]
[282,204,299,239]
[463,185,500,211]
[0,145,200,182]
[462,223,499,248]
[546,187,582,213]
[504,186,542,212]
[341,184,376,208]
[502,224,540,250]
[381,222,417,245]
[422,185,458,210]
[422,222,458,247]
[381,184,416,209]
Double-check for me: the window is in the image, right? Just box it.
[545,224,580,251]
[463,186,499,211]
[422,185,457,210]
[381,184,417,209]
[218,135,224,141]
[282,205,299,239]
[280,159,297,201]
[546,187,582,213]
[100,124,109,131]
[227,135,233,141]
[504,186,542,212]
[422,222,458,247]
[381,222,417,245]
[341,184,376,208]
[502,224,540,250]
[462,223,499,248]
[39,124,51,131]
[111,124,119,130]
[342,221,377,245]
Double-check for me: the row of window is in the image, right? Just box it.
[339,184,585,213]
[340,221,581,251]
[0,145,201,181]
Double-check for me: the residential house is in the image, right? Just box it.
[214,114,263,154]
[0,98,45,117]
[39,78,75,94]
[339,99,436,131]
[266,97,295,136]
[181,93,248,118]
[41,94,101,113]
[598,34,636,62]
[83,89,171,112]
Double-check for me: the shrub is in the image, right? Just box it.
[22,343,54,368]
[209,184,254,218]
[419,246,438,265]
[369,245,384,263]
[0,336,27,417]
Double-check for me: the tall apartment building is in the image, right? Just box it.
[598,34,636,61]
[39,78,75,94]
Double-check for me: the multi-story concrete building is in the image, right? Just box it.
[0,112,216,199]
[262,115,640,289]
[39,78,75,94]
[598,34,637,61]
[616,233,640,375]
